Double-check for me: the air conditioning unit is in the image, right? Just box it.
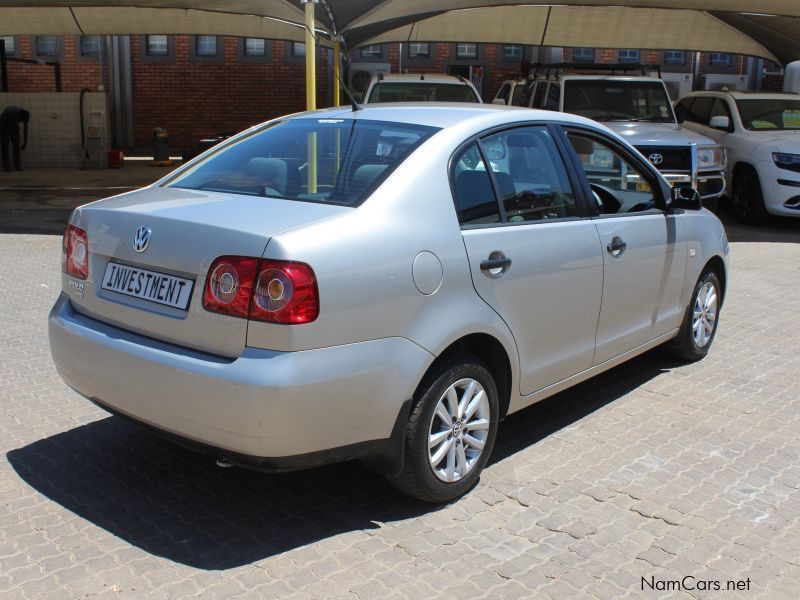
[656,72,694,101]
[704,74,748,91]
[349,62,390,100]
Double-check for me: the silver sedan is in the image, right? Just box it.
[49,104,728,502]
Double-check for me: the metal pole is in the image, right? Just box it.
[303,0,317,111]
[333,37,341,107]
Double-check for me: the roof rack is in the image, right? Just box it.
[529,62,663,79]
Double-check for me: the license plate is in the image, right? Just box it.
[101,262,194,310]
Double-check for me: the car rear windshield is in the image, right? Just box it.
[736,98,800,131]
[367,82,480,103]
[167,118,439,206]
[563,80,674,123]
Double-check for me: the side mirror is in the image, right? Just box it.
[670,186,702,211]
[709,115,731,131]
[491,98,507,106]
[674,105,687,124]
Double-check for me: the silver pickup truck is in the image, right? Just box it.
[494,74,726,207]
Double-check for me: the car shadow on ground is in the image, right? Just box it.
[7,350,675,570]
[715,200,800,244]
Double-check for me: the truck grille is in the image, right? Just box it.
[635,146,691,172]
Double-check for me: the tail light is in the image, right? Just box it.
[63,225,89,280]
[202,257,319,324]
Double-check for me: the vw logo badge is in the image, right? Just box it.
[648,153,664,166]
[133,226,152,253]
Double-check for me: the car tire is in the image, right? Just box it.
[732,166,770,226]
[387,356,499,503]
[665,270,721,362]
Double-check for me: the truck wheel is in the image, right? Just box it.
[387,357,498,503]
[732,166,770,226]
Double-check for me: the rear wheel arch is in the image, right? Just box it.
[426,333,513,420]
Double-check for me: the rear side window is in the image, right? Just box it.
[167,119,438,206]
[510,84,531,107]
[544,84,560,111]
[452,143,501,225]
[484,126,577,222]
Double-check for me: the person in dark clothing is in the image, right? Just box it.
[0,106,30,171]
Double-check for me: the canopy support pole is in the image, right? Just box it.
[333,37,341,107]
[303,0,317,111]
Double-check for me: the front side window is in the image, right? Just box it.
[736,98,800,131]
[368,82,479,103]
[244,38,266,56]
[457,43,478,60]
[685,96,713,125]
[36,36,59,56]
[408,42,429,58]
[567,132,658,214]
[544,84,560,111]
[196,36,218,57]
[618,49,641,64]
[168,119,438,207]
[496,84,510,103]
[510,83,532,107]
[146,35,168,56]
[562,80,673,123]
[483,127,577,223]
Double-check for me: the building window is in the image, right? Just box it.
[244,38,266,56]
[361,45,382,58]
[573,48,595,63]
[0,36,14,56]
[664,50,685,65]
[292,42,306,57]
[80,36,101,57]
[196,36,218,57]
[709,52,731,67]
[503,45,524,61]
[408,42,429,58]
[36,36,59,56]
[619,49,641,64]
[146,35,168,56]
[456,43,478,60]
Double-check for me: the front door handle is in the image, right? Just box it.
[606,237,627,257]
[480,257,512,271]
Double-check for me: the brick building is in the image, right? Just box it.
[0,33,783,153]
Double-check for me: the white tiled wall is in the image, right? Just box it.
[0,92,108,168]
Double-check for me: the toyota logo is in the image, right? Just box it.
[648,153,664,166]
[133,226,152,253]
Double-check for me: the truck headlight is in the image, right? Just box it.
[697,146,725,170]
[773,152,800,172]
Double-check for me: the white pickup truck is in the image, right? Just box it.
[494,75,726,207]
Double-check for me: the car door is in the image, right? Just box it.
[562,127,687,365]
[453,124,604,395]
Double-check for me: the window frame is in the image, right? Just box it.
[291,41,306,57]
[449,121,595,230]
[360,44,383,59]
[573,48,595,63]
[35,35,60,57]
[0,36,15,57]
[559,125,671,219]
[618,49,641,64]
[195,35,219,58]
[664,50,685,65]
[456,43,478,60]
[709,52,732,68]
[407,42,430,58]
[503,45,524,62]
[145,35,169,57]
[244,37,267,57]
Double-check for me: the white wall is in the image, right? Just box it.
[0,92,108,168]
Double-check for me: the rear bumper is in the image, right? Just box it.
[49,294,431,464]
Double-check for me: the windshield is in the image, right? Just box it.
[736,98,800,131]
[563,80,674,123]
[167,119,438,206]
[367,82,480,103]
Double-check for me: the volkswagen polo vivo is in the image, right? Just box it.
[49,104,728,502]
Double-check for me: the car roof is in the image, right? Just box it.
[293,103,609,131]
[370,73,470,85]
[560,75,661,82]
[683,90,800,100]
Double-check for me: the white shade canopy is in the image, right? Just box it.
[0,1,799,65]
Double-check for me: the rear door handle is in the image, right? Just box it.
[606,237,627,257]
[480,257,512,271]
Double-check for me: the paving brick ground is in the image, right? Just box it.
[1,209,799,599]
